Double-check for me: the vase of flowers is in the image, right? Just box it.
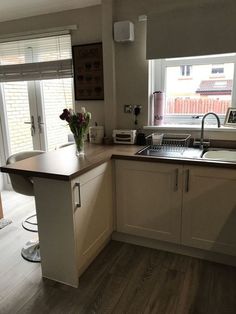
[59,107,91,156]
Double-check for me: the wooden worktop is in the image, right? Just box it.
[0,144,137,181]
[1,143,236,181]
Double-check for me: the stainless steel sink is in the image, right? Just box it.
[136,146,203,159]
[136,145,236,163]
[202,149,236,162]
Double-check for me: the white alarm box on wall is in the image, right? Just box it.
[113,130,137,144]
[114,21,134,42]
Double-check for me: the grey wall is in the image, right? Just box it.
[114,0,149,129]
[113,0,174,130]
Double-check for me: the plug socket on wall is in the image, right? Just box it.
[124,104,133,113]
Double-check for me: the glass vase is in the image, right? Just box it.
[74,133,85,156]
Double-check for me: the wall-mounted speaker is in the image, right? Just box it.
[114,21,134,43]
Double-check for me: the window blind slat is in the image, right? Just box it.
[0,34,72,82]
[0,59,72,82]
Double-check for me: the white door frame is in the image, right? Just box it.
[34,81,47,151]
[0,85,13,189]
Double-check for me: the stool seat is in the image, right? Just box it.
[7,150,44,263]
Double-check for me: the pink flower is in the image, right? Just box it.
[59,107,91,136]
[59,109,71,122]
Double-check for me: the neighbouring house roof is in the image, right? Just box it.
[196,79,232,95]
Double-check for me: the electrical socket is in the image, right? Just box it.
[124,104,133,113]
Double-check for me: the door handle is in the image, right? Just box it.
[185,169,190,192]
[174,168,179,191]
[75,182,81,208]
[37,116,44,134]
[24,115,35,136]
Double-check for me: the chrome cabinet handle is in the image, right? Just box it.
[185,169,190,192]
[24,115,35,136]
[174,168,179,191]
[75,183,81,208]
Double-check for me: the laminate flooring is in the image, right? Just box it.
[1,192,236,314]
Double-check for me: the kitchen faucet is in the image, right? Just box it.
[200,112,221,149]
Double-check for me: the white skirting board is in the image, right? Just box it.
[112,232,236,268]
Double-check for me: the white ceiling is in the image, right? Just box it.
[0,0,101,23]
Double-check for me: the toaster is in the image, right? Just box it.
[112,129,137,144]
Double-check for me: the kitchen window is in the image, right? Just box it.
[180,65,192,77]
[211,64,224,75]
[149,53,236,126]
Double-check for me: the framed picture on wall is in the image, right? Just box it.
[224,107,236,126]
[72,42,104,100]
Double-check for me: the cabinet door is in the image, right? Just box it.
[116,160,182,243]
[0,193,3,219]
[182,165,236,256]
[73,162,113,275]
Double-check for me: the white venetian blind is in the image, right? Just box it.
[146,0,236,59]
[0,34,72,82]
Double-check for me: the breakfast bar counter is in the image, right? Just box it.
[1,143,236,182]
[0,144,141,181]
[1,143,236,288]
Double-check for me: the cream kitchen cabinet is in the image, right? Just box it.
[116,160,236,257]
[0,193,3,219]
[72,161,113,276]
[115,160,183,244]
[182,165,236,256]
[34,161,113,287]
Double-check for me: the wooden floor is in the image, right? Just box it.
[1,192,236,313]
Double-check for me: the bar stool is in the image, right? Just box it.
[7,150,44,262]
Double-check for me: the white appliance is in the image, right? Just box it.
[114,21,134,42]
[112,129,137,144]
[89,126,104,144]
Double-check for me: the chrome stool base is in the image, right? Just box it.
[22,214,38,233]
[21,239,41,263]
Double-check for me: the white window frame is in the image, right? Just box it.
[149,54,236,126]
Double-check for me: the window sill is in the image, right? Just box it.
[144,125,236,133]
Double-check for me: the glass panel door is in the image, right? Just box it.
[2,81,38,155]
[40,78,73,151]
[0,78,73,159]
